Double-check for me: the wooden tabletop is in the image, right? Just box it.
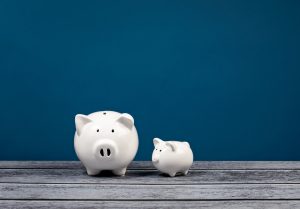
[1,161,300,208]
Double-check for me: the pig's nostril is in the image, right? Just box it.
[107,148,111,156]
[100,149,104,156]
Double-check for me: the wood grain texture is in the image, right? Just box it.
[1,183,300,200]
[1,200,300,209]
[1,161,300,170]
[1,161,300,208]
[1,169,300,184]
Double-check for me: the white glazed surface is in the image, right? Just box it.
[74,111,138,176]
[152,138,193,177]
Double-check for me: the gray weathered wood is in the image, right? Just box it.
[1,200,300,209]
[1,161,300,170]
[1,183,300,200]
[1,168,300,184]
[1,161,300,208]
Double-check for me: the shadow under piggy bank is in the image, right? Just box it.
[82,170,190,177]
[83,170,119,177]
[159,172,190,177]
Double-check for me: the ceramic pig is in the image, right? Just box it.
[74,111,138,176]
[152,138,193,177]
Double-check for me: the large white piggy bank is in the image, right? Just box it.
[74,111,138,176]
[152,138,193,177]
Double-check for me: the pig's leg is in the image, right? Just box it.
[86,168,101,176]
[168,172,177,177]
[112,167,127,176]
[183,169,189,176]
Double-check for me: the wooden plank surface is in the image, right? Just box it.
[1,169,300,184]
[1,161,300,208]
[1,183,300,200]
[1,200,300,209]
[1,161,300,170]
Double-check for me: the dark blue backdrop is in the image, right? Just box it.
[0,0,299,160]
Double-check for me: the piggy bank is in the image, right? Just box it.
[74,111,138,176]
[152,138,193,177]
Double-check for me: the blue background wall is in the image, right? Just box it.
[0,0,299,160]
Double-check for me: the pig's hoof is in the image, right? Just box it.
[183,170,189,176]
[168,172,177,177]
[86,168,100,176]
[112,167,127,176]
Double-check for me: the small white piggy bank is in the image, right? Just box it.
[152,138,193,177]
[74,111,138,176]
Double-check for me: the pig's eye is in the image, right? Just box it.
[103,112,106,115]
[160,150,162,152]
[111,129,115,133]
[96,129,99,132]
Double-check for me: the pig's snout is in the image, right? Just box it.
[152,156,159,163]
[94,140,118,159]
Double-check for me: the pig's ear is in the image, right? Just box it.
[166,142,177,152]
[75,114,92,136]
[183,142,190,148]
[153,138,163,146]
[117,113,134,129]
